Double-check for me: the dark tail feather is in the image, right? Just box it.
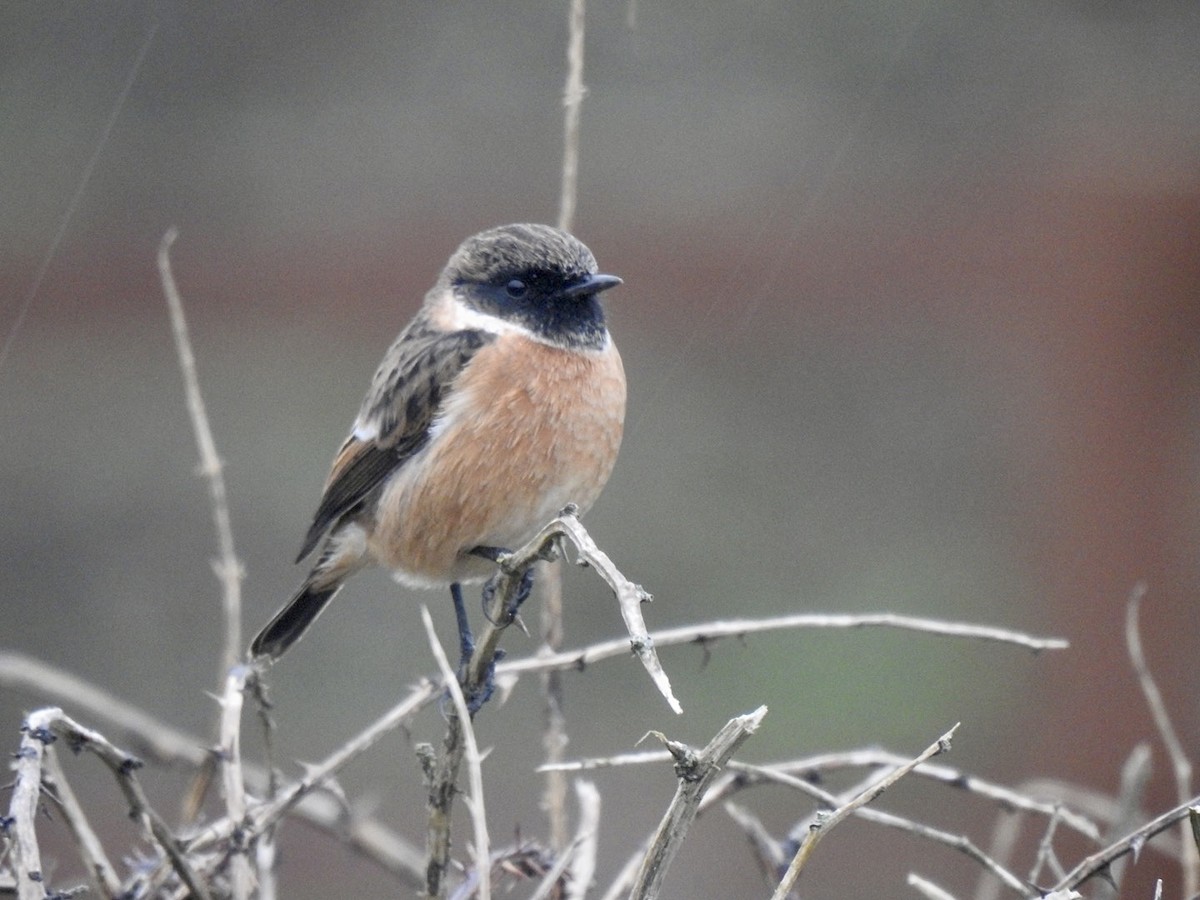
[250,581,341,661]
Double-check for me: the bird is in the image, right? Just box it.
[250,223,626,669]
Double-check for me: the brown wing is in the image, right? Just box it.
[295,323,493,561]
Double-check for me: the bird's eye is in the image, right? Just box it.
[505,279,528,299]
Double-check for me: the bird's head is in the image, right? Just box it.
[441,223,622,350]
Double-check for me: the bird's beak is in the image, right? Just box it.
[560,273,623,299]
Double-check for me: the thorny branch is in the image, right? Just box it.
[629,706,767,899]
[158,228,244,680]
[770,723,960,900]
[465,506,678,714]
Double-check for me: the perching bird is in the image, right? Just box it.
[250,223,626,665]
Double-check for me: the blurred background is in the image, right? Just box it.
[3,2,1199,897]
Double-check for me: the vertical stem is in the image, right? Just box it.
[557,0,586,233]
[158,229,244,681]
[539,559,569,850]
[547,0,587,853]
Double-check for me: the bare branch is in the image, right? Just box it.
[1027,803,1068,886]
[722,759,1034,897]
[184,680,438,864]
[598,837,652,900]
[497,611,1067,687]
[540,749,672,772]
[158,227,244,678]
[770,723,960,900]
[9,712,52,900]
[41,745,122,898]
[217,665,253,899]
[0,651,426,886]
[629,705,768,898]
[1054,795,1200,893]
[557,0,586,233]
[908,872,960,900]
[0,651,209,766]
[539,559,570,852]
[546,745,1101,845]
[422,606,491,900]
[565,780,602,900]
[724,801,788,886]
[15,708,212,900]
[467,508,679,714]
[527,845,577,900]
[1126,584,1197,898]
[252,682,439,832]
[1089,742,1153,900]
[860,805,1035,898]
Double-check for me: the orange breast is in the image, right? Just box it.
[368,333,626,585]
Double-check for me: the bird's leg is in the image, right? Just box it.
[447,581,498,716]
[479,567,535,625]
[471,544,518,624]
[450,582,474,678]
[455,546,533,714]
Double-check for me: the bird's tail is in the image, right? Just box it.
[252,524,368,662]
[250,579,342,661]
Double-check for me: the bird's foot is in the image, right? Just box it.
[443,581,507,717]
[480,566,535,626]
[461,648,505,716]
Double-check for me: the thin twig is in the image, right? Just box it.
[0,650,210,766]
[545,746,1100,845]
[770,723,960,900]
[598,836,652,900]
[1090,742,1153,900]
[557,513,678,711]
[0,650,426,887]
[565,780,602,900]
[1126,584,1197,898]
[41,745,122,898]
[736,753,1099,843]
[908,873,961,900]
[628,706,768,898]
[540,749,671,772]
[158,228,245,678]
[9,713,51,900]
[184,681,439,859]
[1054,795,1200,892]
[467,508,679,713]
[722,759,1033,897]
[1028,804,1067,886]
[527,843,579,900]
[542,0,588,856]
[557,0,586,233]
[784,767,890,843]
[862,805,1034,898]
[496,611,1067,686]
[724,801,788,886]
[217,665,253,899]
[539,558,570,852]
[424,709,466,896]
[975,809,1024,900]
[247,682,438,833]
[18,708,212,900]
[422,607,491,900]
[286,791,425,888]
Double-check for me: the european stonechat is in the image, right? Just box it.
[250,223,625,662]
